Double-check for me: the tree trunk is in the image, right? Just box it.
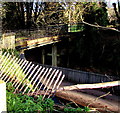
[55,90,119,113]
[20,3,25,29]
[113,3,120,24]
[25,2,33,29]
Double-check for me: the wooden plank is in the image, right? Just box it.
[27,36,59,46]
[58,81,120,91]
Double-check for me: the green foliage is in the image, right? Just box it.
[37,96,54,112]
[68,24,85,32]
[64,106,90,113]
[83,2,108,26]
[6,83,54,112]
[94,7,108,26]
[1,48,20,58]
[6,82,15,92]
[7,91,43,112]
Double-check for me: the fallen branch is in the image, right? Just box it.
[58,80,120,91]
[82,21,120,32]
[55,80,120,112]
[80,15,120,32]
[87,91,110,108]
[55,90,120,113]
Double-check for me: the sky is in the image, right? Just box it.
[106,0,118,7]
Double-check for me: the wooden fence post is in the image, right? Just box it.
[52,44,57,66]
[42,47,45,64]
[0,80,7,113]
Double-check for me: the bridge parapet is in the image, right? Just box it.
[2,25,67,50]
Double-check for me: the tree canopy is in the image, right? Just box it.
[1,2,117,30]
[1,1,120,76]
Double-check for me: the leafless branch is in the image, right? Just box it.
[58,80,120,91]
[82,20,120,32]
[80,15,120,32]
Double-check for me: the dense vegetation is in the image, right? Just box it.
[7,83,54,112]
[1,2,120,76]
[6,83,90,113]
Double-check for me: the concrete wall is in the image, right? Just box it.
[2,33,15,49]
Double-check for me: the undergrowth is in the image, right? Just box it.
[6,83,90,113]
[6,83,54,113]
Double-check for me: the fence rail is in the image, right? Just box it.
[0,52,65,99]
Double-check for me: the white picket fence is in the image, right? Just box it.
[0,52,65,99]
